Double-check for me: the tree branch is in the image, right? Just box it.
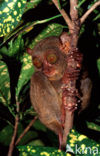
[70,0,80,47]
[7,102,19,156]
[80,1,100,24]
[52,0,73,30]
[15,116,38,145]
[70,0,78,21]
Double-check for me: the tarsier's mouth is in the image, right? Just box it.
[43,69,57,77]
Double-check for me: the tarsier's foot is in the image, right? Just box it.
[63,96,78,112]
[58,132,63,149]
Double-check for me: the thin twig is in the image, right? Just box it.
[52,0,73,30]
[80,0,100,24]
[15,116,38,145]
[15,14,62,37]
[7,102,19,156]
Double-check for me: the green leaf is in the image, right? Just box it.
[17,146,66,156]
[93,14,100,21]
[29,23,64,49]
[80,24,85,35]
[28,139,44,146]
[24,0,42,12]
[23,106,37,117]
[67,128,100,155]
[86,121,100,132]
[0,125,13,146]
[0,14,62,46]
[0,0,26,37]
[8,35,24,57]
[97,58,100,75]
[18,131,38,145]
[16,52,34,100]
[0,35,24,57]
[57,0,62,9]
[97,23,100,35]
[32,120,47,132]
[0,46,8,55]
[17,123,24,137]
[0,61,11,105]
[0,55,3,59]
[23,15,62,34]
[77,0,86,8]
[87,1,99,10]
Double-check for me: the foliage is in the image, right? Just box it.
[17,146,66,156]
[17,127,100,155]
[0,0,100,155]
[16,52,34,100]
[0,0,26,37]
[97,58,100,75]
[67,128,100,155]
[29,23,64,49]
[0,61,11,105]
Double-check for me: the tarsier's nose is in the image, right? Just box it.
[43,60,52,71]
[43,61,56,77]
[43,67,53,76]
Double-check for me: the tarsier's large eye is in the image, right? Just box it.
[33,57,42,68]
[46,53,58,64]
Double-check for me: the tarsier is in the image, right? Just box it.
[27,32,92,148]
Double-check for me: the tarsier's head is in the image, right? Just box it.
[27,33,70,81]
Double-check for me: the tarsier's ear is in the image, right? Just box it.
[59,32,71,54]
[26,48,34,55]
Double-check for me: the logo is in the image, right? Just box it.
[66,144,99,155]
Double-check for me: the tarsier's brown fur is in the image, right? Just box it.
[27,33,92,148]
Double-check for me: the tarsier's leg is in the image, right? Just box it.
[61,98,66,126]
